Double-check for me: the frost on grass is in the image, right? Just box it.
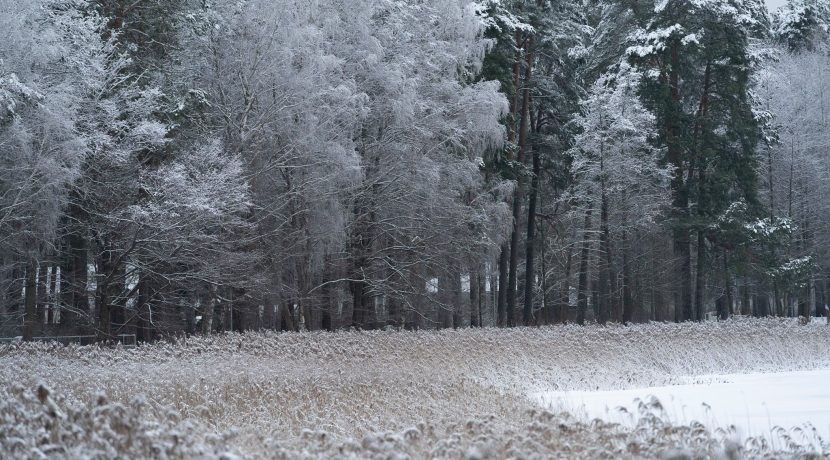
[0,383,238,459]
[1,318,828,458]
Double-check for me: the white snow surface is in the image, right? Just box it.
[535,368,830,446]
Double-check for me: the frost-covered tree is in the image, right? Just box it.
[171,0,367,331]
[754,49,830,319]
[0,0,108,339]
[45,0,254,340]
[568,63,671,324]
[169,0,511,332]
[772,0,830,51]
[629,0,765,321]
[342,0,509,329]
[477,0,590,326]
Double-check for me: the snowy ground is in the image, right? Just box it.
[535,368,830,449]
[1,318,829,458]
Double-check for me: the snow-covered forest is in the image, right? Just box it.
[1,0,830,342]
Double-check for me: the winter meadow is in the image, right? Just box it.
[2,0,830,458]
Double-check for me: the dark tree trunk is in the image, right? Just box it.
[576,209,592,325]
[591,282,599,321]
[388,295,401,328]
[22,256,37,341]
[280,303,296,331]
[755,292,769,317]
[816,277,826,319]
[621,240,635,325]
[559,247,573,324]
[675,234,693,322]
[61,214,88,333]
[488,264,497,327]
[495,28,525,329]
[496,244,509,326]
[722,252,732,320]
[37,264,47,326]
[691,61,712,323]
[470,268,480,327]
[48,265,57,326]
[540,223,552,325]
[451,269,462,328]
[351,279,368,329]
[524,136,541,326]
[506,191,522,327]
[695,229,706,321]
[666,43,693,323]
[507,38,534,327]
[598,167,616,324]
[96,250,113,341]
[201,284,216,335]
[805,278,815,323]
[653,287,664,322]
[597,239,609,326]
[135,275,152,342]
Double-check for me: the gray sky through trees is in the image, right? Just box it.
[766,0,787,10]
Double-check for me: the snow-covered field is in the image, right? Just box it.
[1,318,829,458]
[535,368,830,449]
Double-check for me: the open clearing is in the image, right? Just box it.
[1,318,829,458]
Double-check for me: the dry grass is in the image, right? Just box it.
[1,318,828,458]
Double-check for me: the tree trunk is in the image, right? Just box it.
[506,189,522,326]
[222,291,233,332]
[673,183,693,322]
[577,208,592,325]
[437,272,453,329]
[506,36,534,327]
[695,229,706,321]
[202,284,216,335]
[470,268,480,327]
[558,247,573,324]
[757,292,770,317]
[806,277,815,323]
[653,285,663,322]
[721,252,732,320]
[770,283,780,316]
[665,42,693,323]
[281,303,296,331]
[496,245,509,326]
[523,144,540,326]
[322,260,338,331]
[621,239,635,325]
[301,303,314,332]
[39,265,48,326]
[96,250,113,341]
[61,215,88,334]
[597,215,610,325]
[540,222,552,325]
[494,28,526,328]
[598,160,617,324]
[48,266,58,325]
[22,256,37,341]
[488,263,497,327]
[452,269,463,328]
[136,275,154,342]
[351,279,368,329]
